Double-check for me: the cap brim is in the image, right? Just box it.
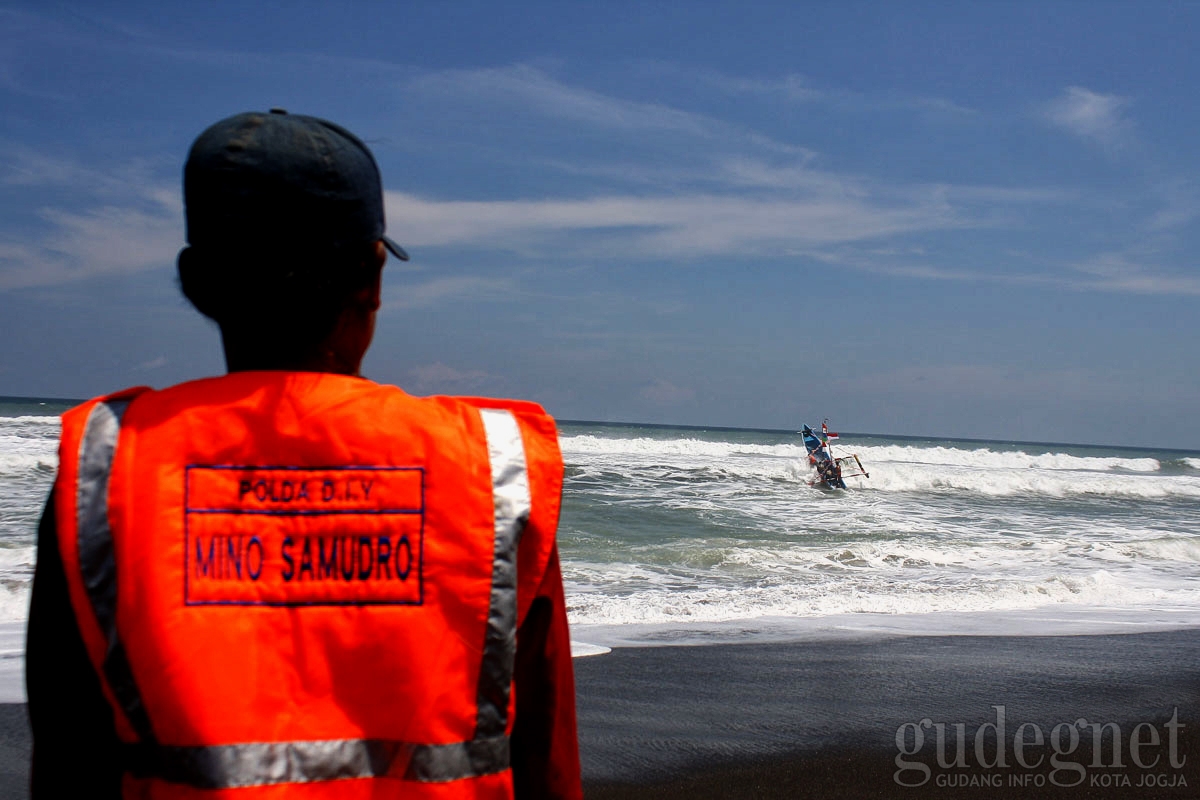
[382,236,409,261]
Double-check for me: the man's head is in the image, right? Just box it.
[178,109,408,373]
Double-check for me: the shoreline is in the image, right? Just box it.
[569,606,1200,648]
[2,629,1198,799]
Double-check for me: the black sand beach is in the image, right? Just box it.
[577,630,1200,799]
[2,630,1198,799]
[0,703,27,798]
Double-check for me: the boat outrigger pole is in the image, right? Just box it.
[851,453,869,479]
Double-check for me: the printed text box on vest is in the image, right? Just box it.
[184,466,424,605]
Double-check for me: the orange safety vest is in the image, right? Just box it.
[53,371,564,799]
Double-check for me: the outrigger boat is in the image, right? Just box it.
[802,420,869,490]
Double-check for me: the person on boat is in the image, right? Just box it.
[26,109,582,799]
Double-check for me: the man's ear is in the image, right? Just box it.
[367,265,383,312]
[177,247,219,319]
[359,240,387,312]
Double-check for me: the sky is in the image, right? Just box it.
[2,2,1199,448]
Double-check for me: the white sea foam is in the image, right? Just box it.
[853,443,1160,472]
[1127,536,1200,562]
[564,566,1200,627]
[862,462,1200,498]
[561,434,1162,473]
[0,415,62,427]
[0,582,31,626]
[0,416,60,479]
[569,641,611,657]
[572,607,1200,646]
[562,433,806,461]
[0,622,25,702]
[561,434,1200,499]
[562,514,1200,635]
[2,415,1198,642]
[0,449,57,479]
[556,425,1200,641]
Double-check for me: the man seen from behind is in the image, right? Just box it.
[26,108,583,800]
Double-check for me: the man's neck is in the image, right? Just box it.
[221,334,362,376]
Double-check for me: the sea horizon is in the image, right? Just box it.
[561,417,1200,457]
[4,393,1194,456]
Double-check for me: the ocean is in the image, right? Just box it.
[2,399,1199,654]
[559,420,1200,645]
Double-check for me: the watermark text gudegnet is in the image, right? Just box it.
[894,706,1187,789]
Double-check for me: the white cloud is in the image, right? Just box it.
[408,64,712,136]
[713,156,859,194]
[0,197,181,290]
[0,71,1154,300]
[1092,273,1200,294]
[638,378,695,407]
[643,63,976,117]
[700,71,824,103]
[134,356,168,371]
[407,362,494,395]
[4,148,179,207]
[1145,180,1200,232]
[385,190,960,260]
[405,64,808,157]
[381,275,517,311]
[1069,252,1200,295]
[0,148,182,290]
[811,245,1200,296]
[1043,86,1132,149]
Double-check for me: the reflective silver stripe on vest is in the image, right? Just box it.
[77,401,531,788]
[77,400,128,639]
[76,399,157,744]
[476,408,531,737]
[127,734,510,787]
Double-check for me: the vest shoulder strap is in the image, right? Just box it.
[56,385,155,743]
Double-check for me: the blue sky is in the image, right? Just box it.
[2,2,1199,447]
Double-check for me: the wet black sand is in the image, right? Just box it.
[2,630,1198,799]
[575,630,1200,798]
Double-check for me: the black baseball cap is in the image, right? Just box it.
[183,108,409,262]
